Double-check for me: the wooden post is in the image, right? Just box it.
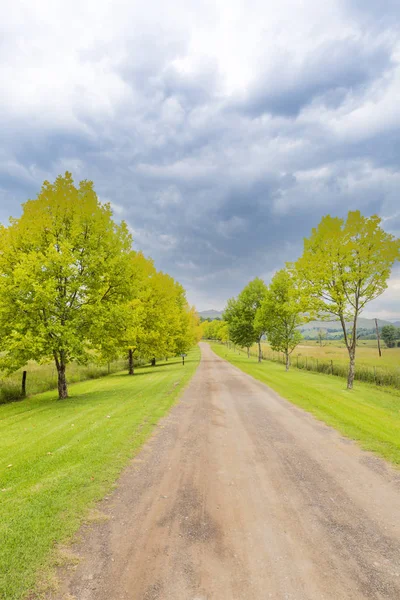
[331,360,333,375]
[22,371,27,397]
[375,319,382,357]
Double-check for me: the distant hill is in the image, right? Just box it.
[198,310,400,333]
[198,309,223,320]
[299,317,393,332]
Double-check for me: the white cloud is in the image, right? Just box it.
[363,270,400,321]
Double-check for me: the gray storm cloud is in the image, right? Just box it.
[0,0,399,316]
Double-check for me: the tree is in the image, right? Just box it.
[99,254,201,372]
[171,299,202,356]
[224,278,267,360]
[217,321,229,342]
[122,267,200,367]
[0,173,133,399]
[255,269,305,370]
[294,211,400,389]
[201,319,229,342]
[224,297,253,356]
[317,329,328,347]
[93,251,156,375]
[381,325,399,349]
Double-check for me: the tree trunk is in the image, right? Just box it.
[247,347,250,358]
[285,352,290,371]
[151,357,156,367]
[57,362,68,399]
[128,349,134,375]
[339,312,357,390]
[54,351,68,399]
[258,340,262,363]
[347,350,355,389]
[21,371,27,397]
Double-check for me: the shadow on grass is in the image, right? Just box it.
[146,360,196,369]
[1,355,198,411]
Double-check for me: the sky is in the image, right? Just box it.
[1,0,400,319]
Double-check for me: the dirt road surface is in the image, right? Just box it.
[54,343,400,600]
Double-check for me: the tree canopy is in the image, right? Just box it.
[201,319,229,342]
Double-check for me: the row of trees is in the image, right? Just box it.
[222,271,305,369]
[0,173,201,399]
[200,319,229,342]
[221,211,399,389]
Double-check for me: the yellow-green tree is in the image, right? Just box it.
[224,278,267,361]
[201,319,228,342]
[294,211,400,389]
[119,267,199,369]
[172,303,202,355]
[0,173,133,398]
[92,250,154,374]
[137,271,183,363]
[255,269,305,370]
[95,253,200,373]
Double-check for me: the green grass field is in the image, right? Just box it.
[210,342,400,466]
[258,340,400,370]
[0,348,200,600]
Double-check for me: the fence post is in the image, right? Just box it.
[21,371,27,397]
[331,360,333,375]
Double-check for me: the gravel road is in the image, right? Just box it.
[54,342,400,600]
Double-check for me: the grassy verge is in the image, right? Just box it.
[0,347,200,600]
[210,342,400,466]
[252,342,400,389]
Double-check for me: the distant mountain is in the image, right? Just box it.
[299,317,393,332]
[198,309,223,320]
[197,312,400,328]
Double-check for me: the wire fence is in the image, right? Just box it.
[215,341,400,390]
